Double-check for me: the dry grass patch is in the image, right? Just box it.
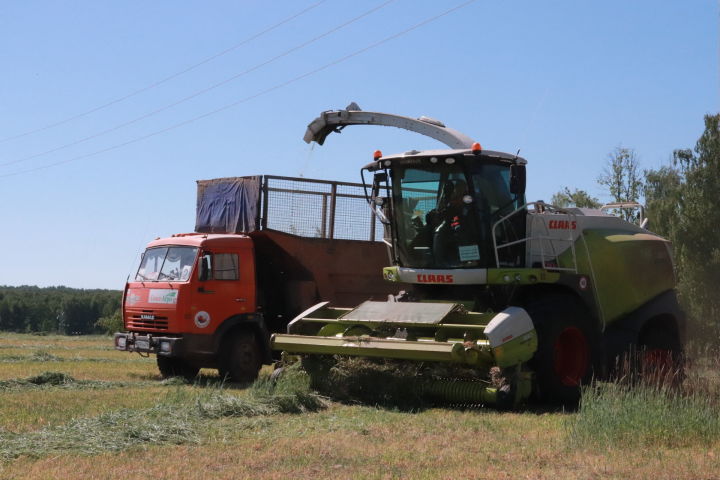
[0,333,113,350]
[0,383,172,432]
[3,409,719,480]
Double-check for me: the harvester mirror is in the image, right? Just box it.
[510,165,526,195]
[198,254,211,281]
[372,172,388,199]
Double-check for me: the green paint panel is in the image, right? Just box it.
[568,229,675,324]
[486,268,561,285]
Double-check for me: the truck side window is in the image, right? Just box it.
[212,253,239,280]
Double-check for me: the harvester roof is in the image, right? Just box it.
[364,148,527,171]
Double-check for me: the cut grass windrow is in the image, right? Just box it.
[0,371,134,391]
[0,351,137,364]
[0,366,327,460]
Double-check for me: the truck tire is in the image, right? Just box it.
[219,331,261,383]
[525,294,602,405]
[157,356,199,381]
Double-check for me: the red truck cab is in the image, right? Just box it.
[116,233,267,381]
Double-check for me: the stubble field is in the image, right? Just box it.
[0,333,718,480]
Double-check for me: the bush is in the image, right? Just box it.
[95,309,123,335]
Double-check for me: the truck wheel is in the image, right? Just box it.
[156,356,199,381]
[219,331,261,383]
[526,294,601,405]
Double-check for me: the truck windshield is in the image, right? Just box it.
[392,161,518,269]
[135,246,198,282]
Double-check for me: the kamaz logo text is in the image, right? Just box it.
[548,220,577,230]
[416,274,454,283]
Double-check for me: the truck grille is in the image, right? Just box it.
[127,311,169,331]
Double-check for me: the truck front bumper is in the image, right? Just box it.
[114,332,183,356]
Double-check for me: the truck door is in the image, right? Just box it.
[192,249,256,335]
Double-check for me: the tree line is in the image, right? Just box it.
[551,114,720,344]
[0,285,121,335]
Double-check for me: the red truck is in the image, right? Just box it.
[114,175,395,381]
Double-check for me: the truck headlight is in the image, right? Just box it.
[116,336,127,349]
[160,341,171,353]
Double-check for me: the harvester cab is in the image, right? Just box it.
[271,104,683,408]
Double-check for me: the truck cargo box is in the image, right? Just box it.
[195,175,384,242]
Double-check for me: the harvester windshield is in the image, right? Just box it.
[391,160,522,269]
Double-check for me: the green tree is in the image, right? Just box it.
[670,114,720,340]
[643,166,683,239]
[598,146,643,204]
[550,187,601,209]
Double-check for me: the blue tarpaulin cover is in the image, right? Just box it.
[195,176,261,233]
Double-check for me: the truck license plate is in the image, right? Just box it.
[135,339,150,351]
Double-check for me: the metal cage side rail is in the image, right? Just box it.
[491,202,579,273]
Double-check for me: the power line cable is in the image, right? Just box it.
[0,0,478,179]
[0,0,326,144]
[0,0,397,168]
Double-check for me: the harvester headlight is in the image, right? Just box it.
[430,157,438,164]
[160,341,171,353]
[116,336,127,349]
[462,195,473,204]
[445,157,456,164]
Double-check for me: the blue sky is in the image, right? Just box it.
[0,1,716,289]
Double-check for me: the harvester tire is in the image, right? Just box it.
[636,325,684,386]
[526,294,601,405]
[219,331,261,383]
[157,356,199,381]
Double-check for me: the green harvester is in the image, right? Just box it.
[271,105,684,407]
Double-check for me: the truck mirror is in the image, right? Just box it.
[510,165,526,196]
[198,255,210,281]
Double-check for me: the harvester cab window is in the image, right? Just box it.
[392,160,523,269]
[394,166,482,269]
[136,246,198,282]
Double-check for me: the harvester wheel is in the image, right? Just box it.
[219,331,261,383]
[637,326,684,386]
[526,294,601,405]
[156,356,199,381]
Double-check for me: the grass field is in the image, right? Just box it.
[0,333,718,479]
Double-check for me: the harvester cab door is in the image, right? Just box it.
[192,248,255,334]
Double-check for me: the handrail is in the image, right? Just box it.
[491,202,578,272]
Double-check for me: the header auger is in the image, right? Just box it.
[271,104,684,407]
